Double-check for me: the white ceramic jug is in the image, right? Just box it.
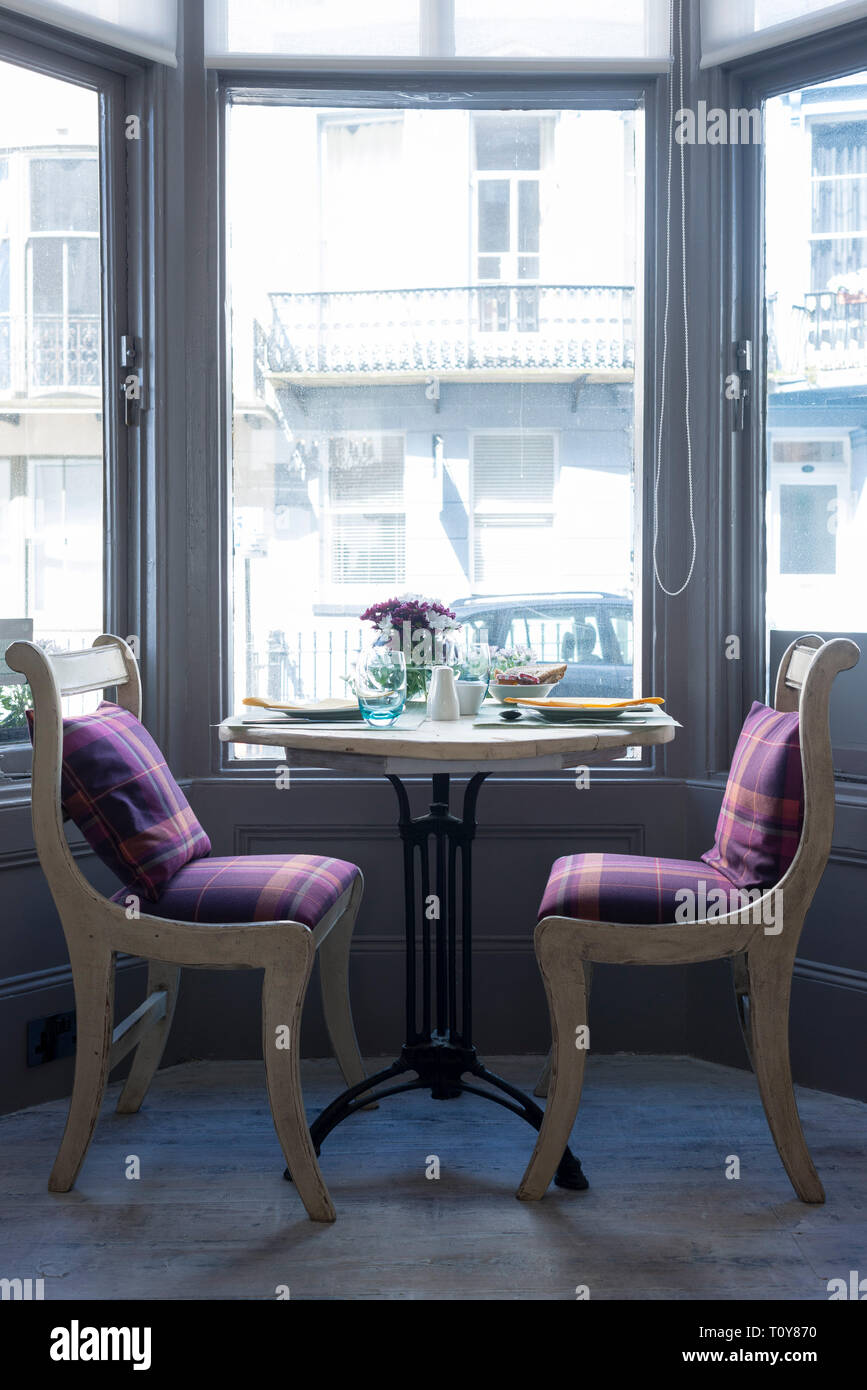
[428,665,460,721]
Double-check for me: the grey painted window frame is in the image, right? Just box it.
[721,16,867,795]
[212,69,667,785]
[0,10,154,804]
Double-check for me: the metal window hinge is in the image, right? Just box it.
[120,335,142,426]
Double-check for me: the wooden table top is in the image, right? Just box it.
[218,707,678,775]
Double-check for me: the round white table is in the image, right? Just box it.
[219,706,677,1192]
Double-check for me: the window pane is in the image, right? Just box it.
[0,157,9,235]
[67,239,100,315]
[477,180,510,253]
[209,1,670,62]
[765,73,867,635]
[779,484,837,574]
[226,101,642,747]
[475,117,541,171]
[518,180,540,253]
[455,1,668,60]
[30,157,98,233]
[31,238,63,315]
[0,238,8,312]
[0,61,103,742]
[218,1,418,57]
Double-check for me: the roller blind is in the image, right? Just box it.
[0,1,178,65]
[204,0,672,70]
[700,0,867,67]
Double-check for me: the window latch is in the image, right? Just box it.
[120,335,141,426]
[728,339,752,431]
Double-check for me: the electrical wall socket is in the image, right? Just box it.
[27,1010,77,1067]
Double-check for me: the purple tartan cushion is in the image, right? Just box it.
[701,701,803,890]
[28,700,211,901]
[111,855,359,929]
[538,853,736,925]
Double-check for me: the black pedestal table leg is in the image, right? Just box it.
[285,769,587,1196]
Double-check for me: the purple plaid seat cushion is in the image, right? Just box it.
[29,700,211,901]
[701,701,803,890]
[538,853,737,925]
[111,855,359,929]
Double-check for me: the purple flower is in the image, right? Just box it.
[360,594,460,641]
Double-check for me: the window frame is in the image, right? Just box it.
[728,18,867,788]
[217,72,656,779]
[0,15,146,794]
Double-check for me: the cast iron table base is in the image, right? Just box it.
[286,771,587,1193]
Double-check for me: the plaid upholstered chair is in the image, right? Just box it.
[520,635,859,1205]
[7,635,369,1223]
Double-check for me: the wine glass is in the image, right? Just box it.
[354,647,406,727]
[457,629,492,688]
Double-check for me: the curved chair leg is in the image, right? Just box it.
[747,946,824,1204]
[49,944,114,1193]
[116,962,181,1114]
[533,1050,552,1098]
[262,933,336,1223]
[518,922,590,1201]
[731,951,754,1069]
[534,962,593,1097]
[318,875,369,1092]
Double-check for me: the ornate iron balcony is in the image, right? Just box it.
[260,284,635,377]
[768,290,867,378]
[0,313,101,395]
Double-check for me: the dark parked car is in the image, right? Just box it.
[450,591,634,698]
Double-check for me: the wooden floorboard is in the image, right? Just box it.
[1,1054,864,1300]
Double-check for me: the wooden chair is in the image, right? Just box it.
[520,635,860,1205]
[7,634,370,1223]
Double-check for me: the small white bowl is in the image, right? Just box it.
[489,681,556,704]
[456,680,487,716]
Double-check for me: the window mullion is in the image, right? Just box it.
[419,0,456,58]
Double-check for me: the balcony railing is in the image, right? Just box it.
[0,313,101,395]
[768,290,867,378]
[804,290,867,370]
[31,314,101,390]
[260,284,635,378]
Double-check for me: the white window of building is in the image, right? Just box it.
[326,434,406,588]
[809,117,867,291]
[471,432,556,588]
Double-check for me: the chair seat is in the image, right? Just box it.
[112,854,359,930]
[538,853,738,926]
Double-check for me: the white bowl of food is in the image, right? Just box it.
[488,662,567,704]
[490,681,556,704]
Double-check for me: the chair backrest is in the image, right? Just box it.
[772,634,860,902]
[4,635,141,905]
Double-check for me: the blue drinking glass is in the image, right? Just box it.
[355,648,407,727]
